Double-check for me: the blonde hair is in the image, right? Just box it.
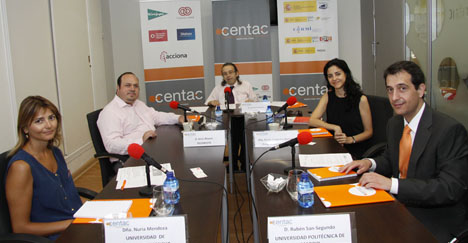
[8,96,62,157]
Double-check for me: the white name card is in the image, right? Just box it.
[183,130,225,147]
[240,102,269,113]
[268,214,352,243]
[104,216,186,243]
[253,130,298,147]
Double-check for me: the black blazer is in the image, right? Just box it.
[375,104,468,241]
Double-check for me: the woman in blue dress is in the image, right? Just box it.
[5,96,82,240]
[309,58,373,159]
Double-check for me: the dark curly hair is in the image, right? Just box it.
[323,58,362,110]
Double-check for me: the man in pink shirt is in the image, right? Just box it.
[97,72,184,169]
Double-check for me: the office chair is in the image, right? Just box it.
[361,95,394,158]
[0,151,96,243]
[86,109,128,187]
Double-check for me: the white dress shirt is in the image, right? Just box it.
[205,80,258,105]
[97,95,180,158]
[369,103,425,194]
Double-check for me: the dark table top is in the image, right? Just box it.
[57,125,226,243]
[245,120,437,243]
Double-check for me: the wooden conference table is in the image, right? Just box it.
[245,120,438,243]
[57,125,227,243]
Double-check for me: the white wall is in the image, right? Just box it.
[0,1,17,152]
[0,0,107,173]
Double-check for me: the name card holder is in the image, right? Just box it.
[240,102,270,113]
[253,130,298,147]
[267,213,357,243]
[183,130,226,147]
[104,216,187,243]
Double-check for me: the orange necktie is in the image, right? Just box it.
[399,125,412,179]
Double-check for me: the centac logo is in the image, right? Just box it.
[147,9,167,20]
[149,90,204,104]
[282,84,327,97]
[178,7,192,16]
[160,51,188,62]
[215,24,269,37]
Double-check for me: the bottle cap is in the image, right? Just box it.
[166,171,174,177]
[301,173,309,179]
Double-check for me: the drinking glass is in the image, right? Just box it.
[286,169,304,201]
[152,186,174,216]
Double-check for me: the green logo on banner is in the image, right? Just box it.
[147,9,167,20]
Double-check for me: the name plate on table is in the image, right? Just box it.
[253,130,297,147]
[183,130,225,147]
[268,214,354,243]
[240,102,269,113]
[104,216,187,243]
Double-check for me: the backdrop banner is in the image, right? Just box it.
[277,0,338,108]
[139,0,205,111]
[212,0,273,100]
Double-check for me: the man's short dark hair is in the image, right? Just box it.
[384,61,425,89]
[117,72,135,87]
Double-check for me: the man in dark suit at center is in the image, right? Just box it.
[341,60,468,241]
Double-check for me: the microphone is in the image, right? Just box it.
[127,143,168,173]
[169,101,197,113]
[224,86,232,94]
[274,96,297,115]
[269,132,313,151]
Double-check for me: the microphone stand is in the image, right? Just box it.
[283,144,300,174]
[282,108,293,130]
[139,164,153,196]
[183,110,188,122]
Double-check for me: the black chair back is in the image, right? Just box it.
[86,109,116,187]
[0,151,12,236]
[362,95,394,158]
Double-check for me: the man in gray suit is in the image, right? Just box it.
[341,61,468,241]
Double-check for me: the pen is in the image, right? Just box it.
[121,180,126,190]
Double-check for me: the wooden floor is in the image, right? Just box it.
[73,160,254,242]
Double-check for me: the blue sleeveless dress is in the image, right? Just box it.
[6,147,82,241]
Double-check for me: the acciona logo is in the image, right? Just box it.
[160,51,188,62]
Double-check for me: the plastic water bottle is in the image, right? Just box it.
[297,173,314,208]
[262,95,268,102]
[163,171,180,204]
[215,105,222,123]
[266,105,273,124]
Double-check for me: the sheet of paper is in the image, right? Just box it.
[190,106,209,113]
[299,153,353,167]
[115,163,172,189]
[73,200,132,219]
[270,101,285,107]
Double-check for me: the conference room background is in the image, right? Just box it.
[0,0,466,176]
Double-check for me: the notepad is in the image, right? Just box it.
[73,199,153,224]
[298,128,333,138]
[315,183,395,208]
[307,166,357,181]
[287,116,310,124]
[73,200,133,219]
[299,153,353,167]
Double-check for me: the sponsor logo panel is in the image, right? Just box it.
[177,28,196,41]
[147,9,167,20]
[149,30,168,42]
[283,1,317,13]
